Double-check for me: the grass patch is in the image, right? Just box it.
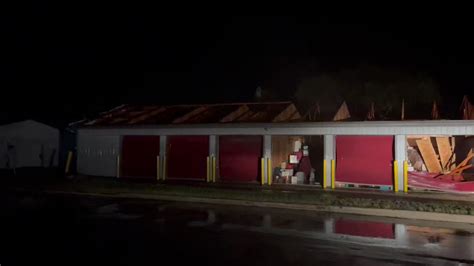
[2,176,474,216]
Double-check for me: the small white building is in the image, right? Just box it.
[0,120,59,169]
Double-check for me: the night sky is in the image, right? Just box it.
[2,4,474,127]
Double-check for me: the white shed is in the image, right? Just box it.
[0,120,59,169]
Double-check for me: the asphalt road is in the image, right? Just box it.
[0,192,473,265]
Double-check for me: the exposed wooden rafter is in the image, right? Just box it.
[273,104,300,122]
[220,105,250,122]
[128,107,166,124]
[173,106,207,124]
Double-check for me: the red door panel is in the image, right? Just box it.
[121,136,160,178]
[167,136,209,180]
[336,136,394,186]
[219,136,262,182]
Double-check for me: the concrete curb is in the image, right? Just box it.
[44,190,474,224]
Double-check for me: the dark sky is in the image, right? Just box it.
[2,4,474,127]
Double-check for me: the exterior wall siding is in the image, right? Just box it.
[77,133,120,177]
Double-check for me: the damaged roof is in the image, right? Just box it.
[74,102,302,127]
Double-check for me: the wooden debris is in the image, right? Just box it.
[128,107,166,124]
[303,102,321,121]
[220,105,250,122]
[416,138,442,173]
[449,149,473,175]
[450,165,472,175]
[431,101,439,120]
[407,136,424,147]
[445,152,456,172]
[435,137,453,171]
[333,101,351,121]
[457,149,473,168]
[273,104,301,122]
[461,95,474,120]
[173,106,207,124]
[450,137,456,170]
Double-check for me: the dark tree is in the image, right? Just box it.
[295,65,440,120]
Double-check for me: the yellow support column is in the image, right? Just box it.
[212,156,216,183]
[393,160,399,192]
[261,158,265,185]
[65,151,73,174]
[206,156,210,182]
[331,160,335,189]
[156,156,160,181]
[403,160,408,193]
[323,160,327,189]
[267,158,272,186]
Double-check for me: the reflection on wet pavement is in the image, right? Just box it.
[334,219,395,239]
[96,196,474,262]
[1,192,474,265]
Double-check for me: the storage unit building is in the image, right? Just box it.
[73,102,474,192]
[75,102,301,181]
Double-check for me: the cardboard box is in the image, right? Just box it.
[291,176,298,184]
[289,154,298,164]
[281,169,294,177]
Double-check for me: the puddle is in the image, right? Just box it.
[96,204,119,214]
[96,203,142,219]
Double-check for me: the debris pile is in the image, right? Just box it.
[272,137,316,185]
[407,136,474,193]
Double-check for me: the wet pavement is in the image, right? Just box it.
[0,192,473,265]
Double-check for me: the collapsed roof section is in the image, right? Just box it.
[74,102,302,127]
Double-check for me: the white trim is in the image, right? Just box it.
[78,120,474,136]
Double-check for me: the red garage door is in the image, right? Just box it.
[336,136,394,186]
[121,136,160,178]
[219,136,262,182]
[167,136,209,180]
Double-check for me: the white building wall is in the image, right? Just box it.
[0,120,59,168]
[77,133,120,177]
